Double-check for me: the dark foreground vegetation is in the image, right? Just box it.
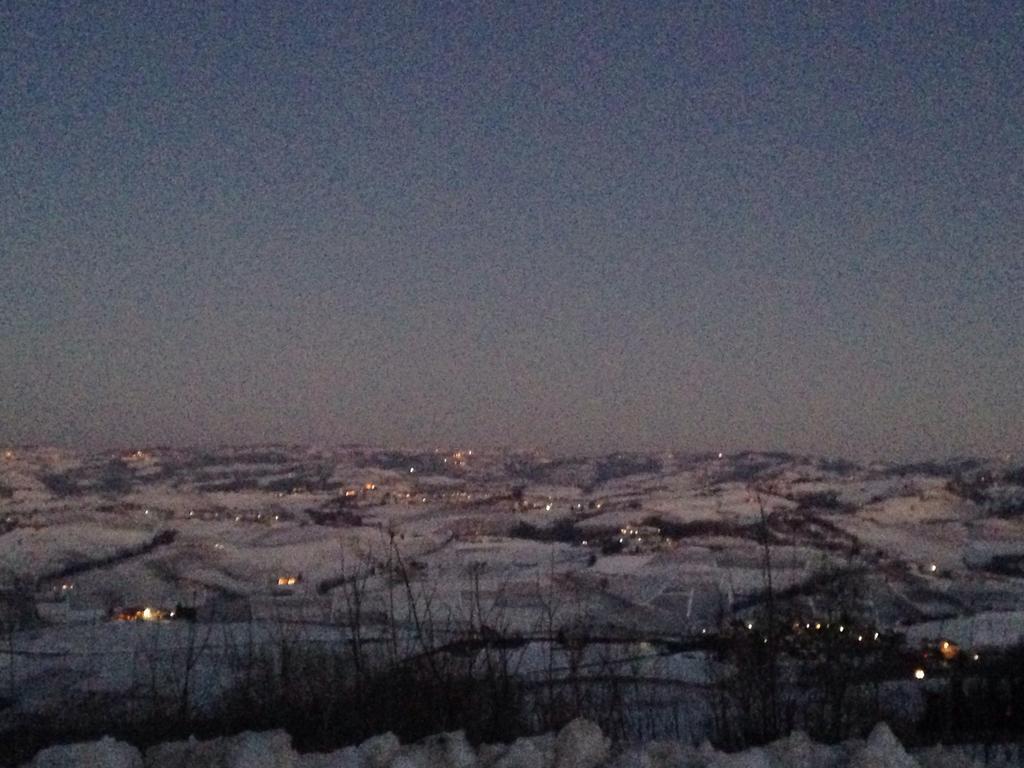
[5,613,1024,767]
[5,550,1024,768]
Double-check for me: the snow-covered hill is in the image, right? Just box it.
[3,446,1024,759]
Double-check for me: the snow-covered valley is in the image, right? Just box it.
[3,446,1024,764]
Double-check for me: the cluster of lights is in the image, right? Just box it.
[443,450,472,467]
[726,620,984,684]
[912,639,983,681]
[795,620,880,641]
[118,606,170,622]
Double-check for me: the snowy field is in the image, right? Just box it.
[3,446,1024,761]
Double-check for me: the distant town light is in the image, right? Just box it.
[914,668,926,680]
[929,563,938,573]
[409,467,415,473]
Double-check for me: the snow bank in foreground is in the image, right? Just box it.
[20,719,1007,768]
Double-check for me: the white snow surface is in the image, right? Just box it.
[18,720,1015,768]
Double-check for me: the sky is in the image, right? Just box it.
[1,2,1022,460]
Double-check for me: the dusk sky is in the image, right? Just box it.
[2,2,1022,460]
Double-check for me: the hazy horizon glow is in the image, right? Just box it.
[2,3,1022,461]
